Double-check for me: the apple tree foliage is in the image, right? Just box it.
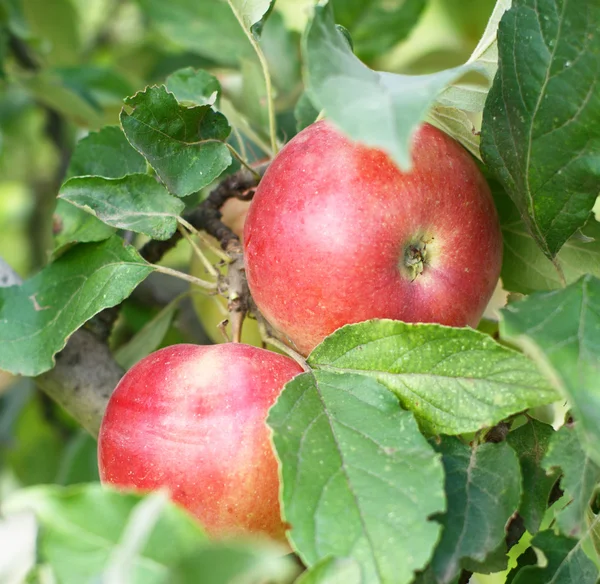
[0,0,599,582]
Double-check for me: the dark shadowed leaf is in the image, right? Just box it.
[0,237,152,376]
[509,530,598,584]
[121,85,232,197]
[507,419,558,534]
[493,183,600,294]
[309,320,558,435]
[430,438,520,583]
[543,424,600,538]
[59,174,184,240]
[501,276,600,465]
[481,0,600,258]
[268,371,445,584]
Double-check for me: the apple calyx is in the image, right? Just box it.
[403,237,432,281]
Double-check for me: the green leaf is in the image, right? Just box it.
[121,85,232,197]
[426,105,481,160]
[500,276,600,466]
[481,0,600,258]
[228,0,274,38]
[59,175,184,240]
[507,419,559,534]
[260,10,301,94]
[53,200,116,250]
[268,371,445,584]
[165,67,221,107]
[494,184,600,294]
[295,91,320,133]
[430,439,520,583]
[510,530,598,584]
[22,0,81,65]
[136,0,253,66]
[303,0,481,170]
[294,557,362,584]
[438,0,511,113]
[309,320,558,435]
[543,424,600,538]
[114,298,179,369]
[3,484,207,584]
[0,237,153,376]
[54,431,99,486]
[172,541,300,584]
[66,126,147,180]
[331,0,427,60]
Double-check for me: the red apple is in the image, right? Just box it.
[244,121,502,355]
[98,343,303,540]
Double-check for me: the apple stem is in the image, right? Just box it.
[227,1,279,156]
[178,218,232,263]
[257,321,309,372]
[151,265,218,291]
[178,224,220,279]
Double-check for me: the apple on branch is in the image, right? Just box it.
[98,343,303,540]
[244,120,503,355]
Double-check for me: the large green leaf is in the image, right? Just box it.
[136,0,253,66]
[331,0,426,60]
[268,371,445,584]
[308,320,558,435]
[0,237,153,376]
[430,438,521,583]
[59,175,184,240]
[303,0,480,170]
[509,530,598,584]
[507,419,559,534]
[120,85,232,197]
[494,183,600,294]
[481,0,600,258]
[543,424,600,538]
[66,126,147,180]
[3,485,206,584]
[500,276,600,466]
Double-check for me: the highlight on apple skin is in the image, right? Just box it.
[244,120,503,355]
[98,343,304,540]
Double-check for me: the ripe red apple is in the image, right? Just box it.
[98,343,303,540]
[244,121,502,355]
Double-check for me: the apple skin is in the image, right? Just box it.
[98,343,303,540]
[244,120,503,355]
